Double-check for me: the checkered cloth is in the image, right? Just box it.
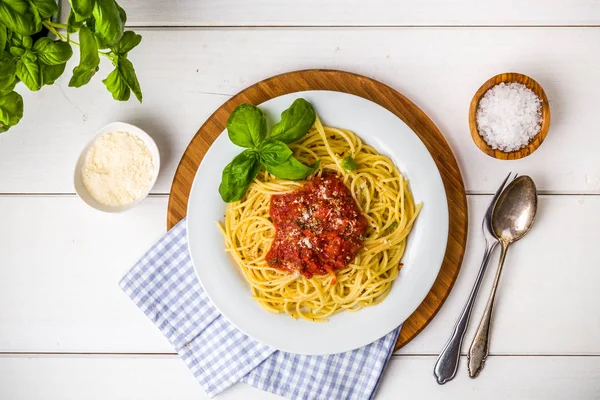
[120,218,400,399]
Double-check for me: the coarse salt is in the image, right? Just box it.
[476,82,542,152]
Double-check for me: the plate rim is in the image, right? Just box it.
[186,89,450,355]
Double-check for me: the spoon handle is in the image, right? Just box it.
[467,242,509,378]
[433,242,497,384]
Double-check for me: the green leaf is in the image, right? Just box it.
[0,52,17,94]
[29,0,57,19]
[16,50,40,91]
[341,156,357,171]
[10,32,32,49]
[67,10,84,33]
[102,65,129,100]
[219,150,261,203]
[0,0,38,36]
[117,57,141,102]
[68,25,98,87]
[69,0,94,19]
[115,1,126,24]
[27,0,42,32]
[92,0,123,48]
[270,98,316,144]
[226,104,267,148]
[265,157,319,180]
[33,38,73,65]
[77,26,99,68]
[259,139,292,166]
[41,62,65,85]
[0,90,23,132]
[9,46,25,57]
[69,65,95,87]
[111,30,141,56]
[0,25,7,51]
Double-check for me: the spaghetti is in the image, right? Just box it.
[219,116,422,321]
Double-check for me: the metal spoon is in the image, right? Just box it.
[467,175,538,378]
[433,172,517,385]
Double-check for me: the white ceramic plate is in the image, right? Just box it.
[187,91,449,355]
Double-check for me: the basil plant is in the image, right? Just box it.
[0,0,143,132]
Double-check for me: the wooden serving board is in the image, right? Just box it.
[167,69,468,351]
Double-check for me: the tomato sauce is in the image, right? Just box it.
[266,174,368,279]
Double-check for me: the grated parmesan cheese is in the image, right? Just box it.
[82,131,154,207]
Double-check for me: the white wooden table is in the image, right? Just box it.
[2,1,600,398]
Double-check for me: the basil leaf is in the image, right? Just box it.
[77,25,99,68]
[341,156,357,171]
[219,150,261,203]
[33,38,73,65]
[67,10,84,33]
[259,139,292,166]
[0,90,23,133]
[270,98,316,144]
[0,0,38,36]
[227,104,267,148]
[117,57,141,102]
[68,25,98,87]
[0,52,16,94]
[115,1,126,24]
[9,46,24,57]
[69,0,94,19]
[92,0,123,48]
[111,31,141,56]
[16,51,40,91]
[69,65,95,87]
[265,157,319,180]
[29,0,57,19]
[10,32,32,49]
[27,0,42,32]
[41,62,65,85]
[0,25,6,51]
[102,65,129,100]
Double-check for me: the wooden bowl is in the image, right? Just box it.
[469,72,550,160]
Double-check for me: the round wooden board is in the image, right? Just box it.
[167,69,468,351]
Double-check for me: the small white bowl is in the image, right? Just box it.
[74,122,160,213]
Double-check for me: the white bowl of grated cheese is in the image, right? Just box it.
[74,122,160,213]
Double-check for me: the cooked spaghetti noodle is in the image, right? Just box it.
[219,116,422,321]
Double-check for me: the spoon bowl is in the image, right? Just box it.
[492,176,538,243]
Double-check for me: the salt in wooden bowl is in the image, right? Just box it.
[469,72,551,160]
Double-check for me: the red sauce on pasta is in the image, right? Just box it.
[266,174,367,280]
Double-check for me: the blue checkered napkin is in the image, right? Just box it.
[120,218,400,399]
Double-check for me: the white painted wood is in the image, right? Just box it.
[1,28,600,194]
[0,196,174,353]
[0,195,598,354]
[115,1,600,27]
[1,354,599,399]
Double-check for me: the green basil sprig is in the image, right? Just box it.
[219,98,319,203]
[341,156,357,171]
[0,0,142,133]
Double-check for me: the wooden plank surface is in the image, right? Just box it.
[1,194,598,355]
[1,355,599,399]
[2,28,600,194]
[114,1,600,26]
[1,2,598,397]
